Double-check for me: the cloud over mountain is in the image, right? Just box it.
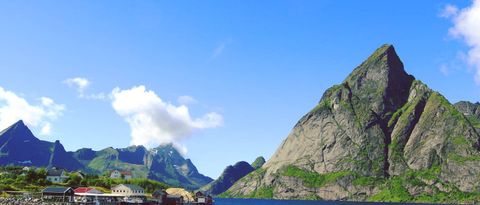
[0,87,64,135]
[110,86,223,152]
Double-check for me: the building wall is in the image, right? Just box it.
[46,176,61,183]
[111,185,144,196]
[110,170,122,179]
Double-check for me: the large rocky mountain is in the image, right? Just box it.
[0,120,212,190]
[224,45,480,203]
[200,157,265,196]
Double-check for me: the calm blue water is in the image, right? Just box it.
[214,198,434,205]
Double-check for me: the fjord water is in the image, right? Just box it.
[214,198,431,205]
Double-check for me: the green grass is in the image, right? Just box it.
[466,115,480,128]
[448,153,480,164]
[282,165,352,188]
[368,177,412,202]
[219,186,274,199]
[252,187,274,199]
[451,136,470,146]
[352,175,384,186]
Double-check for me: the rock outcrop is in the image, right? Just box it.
[252,157,266,169]
[224,45,480,203]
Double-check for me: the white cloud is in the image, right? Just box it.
[440,64,450,76]
[444,0,480,84]
[210,39,233,60]
[64,77,106,100]
[440,4,459,18]
[64,77,90,94]
[0,87,65,135]
[178,95,198,105]
[110,86,223,153]
[41,123,52,135]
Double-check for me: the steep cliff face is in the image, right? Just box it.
[225,45,480,202]
[49,140,83,170]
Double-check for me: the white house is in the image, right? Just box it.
[46,168,69,183]
[110,170,122,179]
[111,184,145,197]
[110,170,133,180]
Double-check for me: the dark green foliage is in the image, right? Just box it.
[352,175,384,186]
[282,165,352,188]
[0,166,51,192]
[368,177,412,202]
[0,165,169,193]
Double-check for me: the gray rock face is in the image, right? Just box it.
[455,101,480,133]
[225,44,480,202]
[455,101,480,118]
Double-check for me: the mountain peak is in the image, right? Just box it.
[0,120,38,142]
[13,120,25,126]
[361,44,399,67]
[338,44,414,114]
[346,44,408,84]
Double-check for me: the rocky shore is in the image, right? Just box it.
[0,197,57,205]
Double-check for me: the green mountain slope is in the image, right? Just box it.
[72,144,213,190]
[0,120,212,190]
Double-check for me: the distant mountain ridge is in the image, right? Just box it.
[0,120,212,190]
[200,157,265,196]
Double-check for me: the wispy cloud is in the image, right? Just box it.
[177,95,198,105]
[64,77,90,94]
[442,0,480,84]
[110,86,223,155]
[439,51,467,76]
[64,77,106,100]
[0,87,65,135]
[210,39,233,60]
[439,4,459,18]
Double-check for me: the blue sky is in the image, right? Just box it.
[0,0,479,179]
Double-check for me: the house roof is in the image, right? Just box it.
[47,169,65,177]
[110,170,132,176]
[74,187,103,194]
[195,191,205,197]
[73,187,93,193]
[152,189,167,198]
[43,187,73,194]
[112,184,144,191]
